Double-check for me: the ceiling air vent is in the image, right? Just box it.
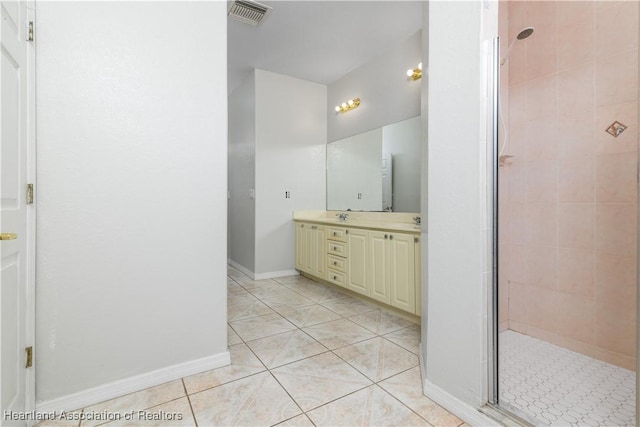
[228,0,272,26]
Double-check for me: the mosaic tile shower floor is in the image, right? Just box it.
[500,330,635,426]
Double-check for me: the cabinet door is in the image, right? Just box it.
[347,229,369,296]
[295,222,306,271]
[313,225,327,278]
[389,232,415,313]
[368,231,390,304]
[303,225,315,273]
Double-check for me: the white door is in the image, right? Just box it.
[381,152,392,211]
[1,0,35,422]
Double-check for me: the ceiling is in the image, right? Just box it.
[227,1,423,93]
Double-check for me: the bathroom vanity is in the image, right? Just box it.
[294,211,421,316]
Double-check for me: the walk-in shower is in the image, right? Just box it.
[491,2,638,425]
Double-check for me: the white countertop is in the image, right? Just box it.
[293,213,421,233]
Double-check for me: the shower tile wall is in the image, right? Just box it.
[499,0,638,371]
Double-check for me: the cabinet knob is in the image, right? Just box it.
[414,237,419,243]
[345,230,349,234]
[332,275,337,280]
[333,232,336,236]
[333,261,337,265]
[301,224,304,228]
[333,246,337,250]
[389,235,394,240]
[384,234,388,239]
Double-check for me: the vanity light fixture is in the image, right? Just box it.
[406,62,422,80]
[334,98,361,113]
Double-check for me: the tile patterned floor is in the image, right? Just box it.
[499,330,636,427]
[40,267,465,427]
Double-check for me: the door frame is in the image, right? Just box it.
[25,0,36,415]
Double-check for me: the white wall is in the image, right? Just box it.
[254,70,326,276]
[382,116,421,213]
[36,2,229,404]
[328,30,422,143]
[420,2,429,369]
[228,72,256,272]
[422,0,495,413]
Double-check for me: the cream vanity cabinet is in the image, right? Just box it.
[295,220,421,315]
[295,222,326,279]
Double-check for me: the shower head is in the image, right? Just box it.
[517,27,535,40]
[500,26,535,65]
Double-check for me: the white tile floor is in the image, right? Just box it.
[39,267,466,427]
[499,330,636,427]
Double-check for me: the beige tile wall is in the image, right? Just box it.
[499,1,638,371]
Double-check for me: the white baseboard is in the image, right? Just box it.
[419,342,426,380]
[228,259,255,279]
[423,378,500,426]
[254,270,298,280]
[227,259,298,281]
[36,351,230,413]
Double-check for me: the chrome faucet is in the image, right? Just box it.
[413,216,421,226]
[336,213,349,222]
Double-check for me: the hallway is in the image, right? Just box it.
[43,267,466,426]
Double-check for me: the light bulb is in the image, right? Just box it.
[335,106,340,112]
[407,69,413,77]
[347,99,354,106]
[341,102,347,108]
[418,62,422,70]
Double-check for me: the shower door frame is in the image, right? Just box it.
[489,36,500,407]
[637,7,640,422]
[637,4,640,422]
[486,35,531,425]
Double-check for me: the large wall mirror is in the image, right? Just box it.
[327,115,421,212]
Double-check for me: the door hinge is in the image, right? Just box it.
[25,346,33,368]
[27,21,34,42]
[26,184,34,205]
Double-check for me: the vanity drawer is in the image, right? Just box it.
[327,227,348,242]
[326,269,346,287]
[327,240,347,257]
[328,254,346,272]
